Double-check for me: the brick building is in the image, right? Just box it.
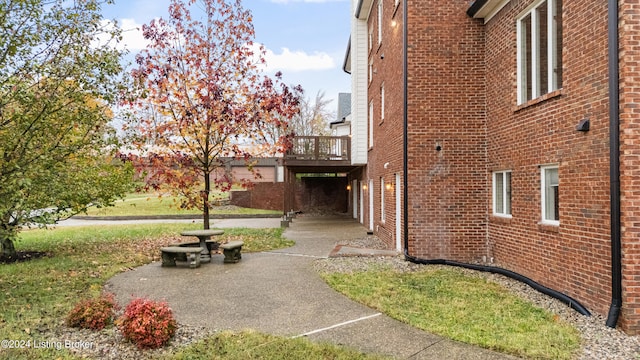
[344,0,640,333]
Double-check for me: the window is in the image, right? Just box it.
[541,165,559,225]
[493,171,512,217]
[380,177,385,223]
[368,101,374,148]
[380,82,385,121]
[517,0,562,104]
[377,0,383,45]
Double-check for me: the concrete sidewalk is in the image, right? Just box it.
[106,215,519,359]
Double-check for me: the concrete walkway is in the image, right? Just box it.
[105,215,520,359]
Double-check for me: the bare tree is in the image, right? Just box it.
[289,90,334,136]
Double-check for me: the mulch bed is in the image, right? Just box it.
[0,251,49,264]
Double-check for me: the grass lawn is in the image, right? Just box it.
[165,330,390,360]
[82,192,280,217]
[1,224,376,360]
[321,266,581,360]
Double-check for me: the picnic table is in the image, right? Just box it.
[180,229,224,263]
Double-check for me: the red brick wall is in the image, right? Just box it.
[403,0,487,261]
[484,0,615,326]
[366,0,405,248]
[230,183,284,211]
[619,0,640,334]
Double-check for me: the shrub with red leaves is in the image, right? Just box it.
[66,293,118,331]
[117,298,177,349]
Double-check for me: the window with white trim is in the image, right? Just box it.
[541,165,559,225]
[516,0,563,104]
[493,171,512,217]
[380,82,385,121]
[380,177,385,223]
[368,101,374,148]
[377,0,383,45]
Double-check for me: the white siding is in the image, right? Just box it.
[350,0,370,165]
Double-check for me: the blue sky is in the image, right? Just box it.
[101,0,352,115]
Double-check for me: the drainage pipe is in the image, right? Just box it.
[404,255,591,316]
[605,0,622,329]
[402,0,591,318]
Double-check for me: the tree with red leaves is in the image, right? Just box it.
[122,0,302,229]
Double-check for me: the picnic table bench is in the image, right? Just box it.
[160,246,203,268]
[220,241,244,263]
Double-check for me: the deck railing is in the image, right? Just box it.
[285,136,351,162]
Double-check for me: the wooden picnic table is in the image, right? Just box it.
[180,229,224,263]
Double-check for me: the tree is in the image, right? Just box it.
[0,0,134,257]
[289,90,333,136]
[123,0,301,229]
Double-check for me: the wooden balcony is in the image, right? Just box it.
[284,136,352,170]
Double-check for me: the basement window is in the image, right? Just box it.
[541,165,559,225]
[493,171,512,217]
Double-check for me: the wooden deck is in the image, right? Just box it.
[284,136,351,168]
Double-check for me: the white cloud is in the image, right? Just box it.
[262,46,336,72]
[117,18,151,51]
[93,18,150,52]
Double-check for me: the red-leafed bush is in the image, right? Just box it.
[117,298,177,349]
[66,293,118,331]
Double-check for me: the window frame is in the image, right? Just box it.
[540,165,559,226]
[516,0,562,105]
[377,0,383,46]
[380,177,385,223]
[492,170,512,218]
[380,82,385,122]
[368,100,374,149]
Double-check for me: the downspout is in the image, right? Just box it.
[606,0,622,329]
[402,0,409,254]
[402,0,591,317]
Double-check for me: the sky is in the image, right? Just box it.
[100,0,352,119]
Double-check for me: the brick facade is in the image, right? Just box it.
[619,0,640,334]
[352,0,640,333]
[404,0,487,261]
[484,0,613,320]
[365,0,405,248]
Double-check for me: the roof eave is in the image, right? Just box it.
[467,0,510,22]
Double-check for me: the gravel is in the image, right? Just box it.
[44,234,640,359]
[42,320,213,359]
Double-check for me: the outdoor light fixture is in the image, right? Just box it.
[385,183,392,190]
[347,184,352,191]
[576,118,590,132]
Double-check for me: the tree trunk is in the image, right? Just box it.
[203,171,211,230]
[1,236,16,258]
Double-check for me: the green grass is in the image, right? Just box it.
[83,192,280,216]
[321,266,581,360]
[0,224,297,359]
[165,330,390,360]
